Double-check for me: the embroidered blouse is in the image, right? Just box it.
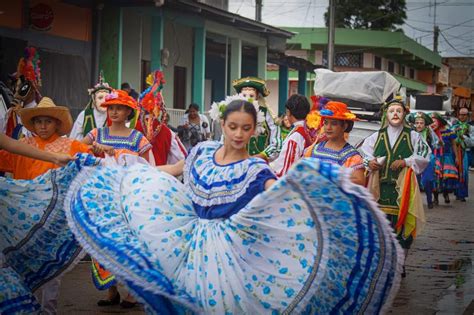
[305,141,364,171]
[183,141,276,219]
[87,127,151,158]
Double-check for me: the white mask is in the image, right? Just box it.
[387,105,405,127]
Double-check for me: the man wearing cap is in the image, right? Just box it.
[361,100,430,277]
[232,76,281,160]
[452,108,474,201]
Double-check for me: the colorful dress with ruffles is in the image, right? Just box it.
[65,141,403,314]
[434,128,458,192]
[0,154,100,314]
[86,127,151,290]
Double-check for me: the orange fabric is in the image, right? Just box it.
[0,134,91,180]
[395,168,413,230]
[343,154,364,169]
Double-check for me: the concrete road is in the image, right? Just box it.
[58,174,474,314]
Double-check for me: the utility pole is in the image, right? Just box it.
[432,0,439,92]
[328,0,336,70]
[256,0,262,22]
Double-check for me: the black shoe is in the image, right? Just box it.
[428,203,434,209]
[433,193,439,206]
[120,300,138,309]
[97,292,120,306]
[460,198,466,202]
[444,193,450,204]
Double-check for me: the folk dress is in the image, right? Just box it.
[65,141,403,314]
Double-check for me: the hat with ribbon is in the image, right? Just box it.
[102,89,138,110]
[232,76,270,97]
[19,97,73,136]
[319,101,358,121]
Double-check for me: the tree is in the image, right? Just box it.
[324,0,407,31]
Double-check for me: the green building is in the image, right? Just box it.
[265,27,442,112]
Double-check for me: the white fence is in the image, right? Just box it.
[166,108,212,128]
[166,108,186,128]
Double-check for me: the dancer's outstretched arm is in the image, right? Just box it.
[0,134,75,166]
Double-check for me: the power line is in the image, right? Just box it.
[406,18,474,28]
[439,31,474,56]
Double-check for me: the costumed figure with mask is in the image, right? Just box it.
[452,108,474,202]
[133,71,187,166]
[4,47,42,139]
[70,71,111,140]
[361,99,430,277]
[407,112,438,209]
[430,112,460,205]
[232,77,281,160]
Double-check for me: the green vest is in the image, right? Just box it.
[82,102,105,135]
[247,106,270,155]
[374,126,414,184]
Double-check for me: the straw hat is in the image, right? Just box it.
[19,97,73,136]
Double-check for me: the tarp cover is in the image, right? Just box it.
[313,69,401,105]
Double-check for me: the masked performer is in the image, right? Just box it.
[4,47,42,139]
[361,100,430,277]
[452,108,474,202]
[408,112,438,209]
[232,76,281,160]
[133,71,186,166]
[430,112,460,205]
[70,72,111,140]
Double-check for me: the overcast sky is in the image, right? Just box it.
[228,0,474,57]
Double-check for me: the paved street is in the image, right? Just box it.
[58,174,474,314]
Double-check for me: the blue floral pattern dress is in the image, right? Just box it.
[0,154,100,314]
[65,141,403,314]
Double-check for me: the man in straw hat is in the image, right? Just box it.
[361,99,431,277]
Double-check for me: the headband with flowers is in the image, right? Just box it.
[88,70,112,95]
[210,95,266,135]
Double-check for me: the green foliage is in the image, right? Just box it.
[324,0,407,31]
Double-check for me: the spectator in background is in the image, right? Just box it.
[162,111,177,133]
[121,82,139,100]
[177,103,210,151]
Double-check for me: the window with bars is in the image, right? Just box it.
[322,52,363,68]
[400,65,406,76]
[409,68,415,79]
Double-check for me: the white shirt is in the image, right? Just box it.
[270,120,308,177]
[360,124,431,175]
[70,108,107,140]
